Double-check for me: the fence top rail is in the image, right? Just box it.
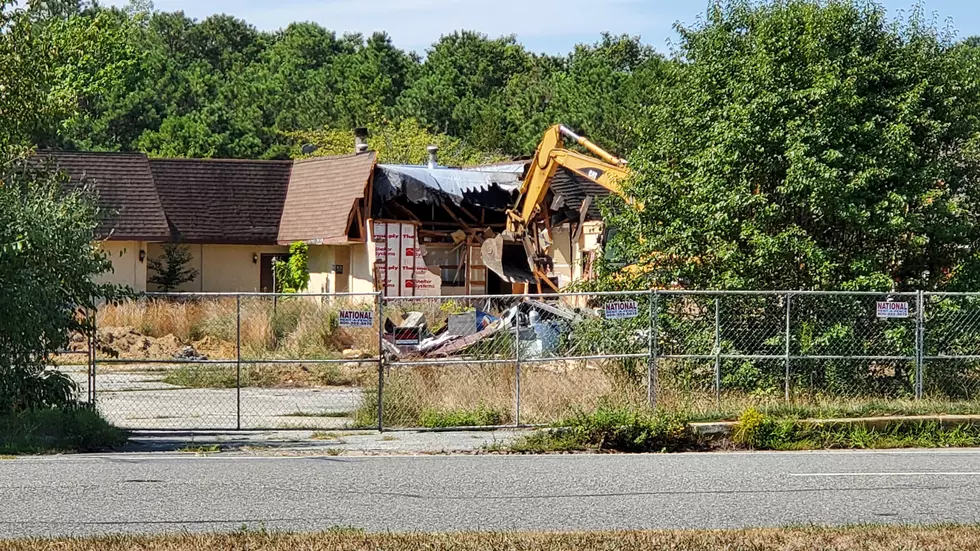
[140,291,382,298]
[922,292,980,297]
[381,290,654,302]
[659,289,918,297]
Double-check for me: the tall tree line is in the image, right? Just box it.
[22,1,665,160]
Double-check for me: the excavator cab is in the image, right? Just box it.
[480,125,630,288]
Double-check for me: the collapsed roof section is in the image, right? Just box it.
[373,164,520,211]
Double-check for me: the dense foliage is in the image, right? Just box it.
[6,0,980,295]
[604,0,980,292]
[0,152,119,411]
[21,2,662,161]
[273,242,311,293]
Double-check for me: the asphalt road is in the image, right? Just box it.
[3,449,980,538]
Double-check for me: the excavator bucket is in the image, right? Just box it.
[481,232,535,283]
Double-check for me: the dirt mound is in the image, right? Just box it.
[192,335,236,359]
[98,326,183,359]
[96,326,238,361]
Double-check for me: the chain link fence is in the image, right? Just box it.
[62,290,980,431]
[86,292,381,430]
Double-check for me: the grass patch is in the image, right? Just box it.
[0,408,127,455]
[177,444,220,454]
[310,432,342,441]
[733,408,980,450]
[7,525,980,550]
[499,405,980,454]
[162,364,363,389]
[499,406,695,453]
[419,405,505,428]
[679,396,980,423]
[286,410,352,418]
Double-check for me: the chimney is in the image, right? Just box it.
[354,127,369,154]
[427,145,439,169]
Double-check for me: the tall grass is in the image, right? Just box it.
[355,360,647,428]
[96,296,378,360]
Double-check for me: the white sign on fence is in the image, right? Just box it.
[876,301,910,319]
[605,300,639,320]
[338,310,374,327]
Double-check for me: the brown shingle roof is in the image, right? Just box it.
[33,151,170,241]
[278,152,377,245]
[149,158,292,244]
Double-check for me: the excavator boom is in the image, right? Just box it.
[481,125,630,288]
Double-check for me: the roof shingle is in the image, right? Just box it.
[33,151,171,241]
[278,152,377,245]
[149,158,293,244]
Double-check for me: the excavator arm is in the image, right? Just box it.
[482,124,630,288]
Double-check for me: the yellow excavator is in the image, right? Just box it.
[481,124,630,290]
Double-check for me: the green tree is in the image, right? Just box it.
[290,118,502,166]
[147,243,199,291]
[604,0,980,292]
[273,242,310,293]
[0,151,120,411]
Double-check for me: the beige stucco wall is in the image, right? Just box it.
[98,241,148,293]
[349,243,375,294]
[307,245,335,294]
[146,243,289,292]
[308,244,375,295]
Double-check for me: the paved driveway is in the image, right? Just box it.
[63,367,365,430]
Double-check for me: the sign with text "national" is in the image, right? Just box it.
[338,310,374,328]
[605,301,639,320]
[876,301,910,319]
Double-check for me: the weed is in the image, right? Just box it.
[162,364,363,389]
[420,405,504,428]
[381,435,398,441]
[324,448,344,456]
[732,410,980,451]
[285,410,352,418]
[178,444,220,454]
[310,432,341,441]
[503,406,694,453]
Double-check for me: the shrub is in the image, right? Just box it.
[0,407,127,454]
[420,405,504,428]
[0,151,122,413]
[565,406,692,452]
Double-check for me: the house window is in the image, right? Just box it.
[424,246,465,287]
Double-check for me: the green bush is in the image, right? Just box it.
[420,406,504,428]
[565,406,692,452]
[0,408,127,455]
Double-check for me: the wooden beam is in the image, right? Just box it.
[536,269,561,293]
[385,202,421,223]
[441,203,471,231]
[456,204,480,224]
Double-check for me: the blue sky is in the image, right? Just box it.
[115,0,980,54]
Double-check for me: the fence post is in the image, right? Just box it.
[515,309,522,427]
[236,295,241,431]
[648,290,659,408]
[784,292,792,403]
[916,290,924,400]
[377,292,385,432]
[91,305,97,408]
[88,307,96,406]
[713,297,721,405]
